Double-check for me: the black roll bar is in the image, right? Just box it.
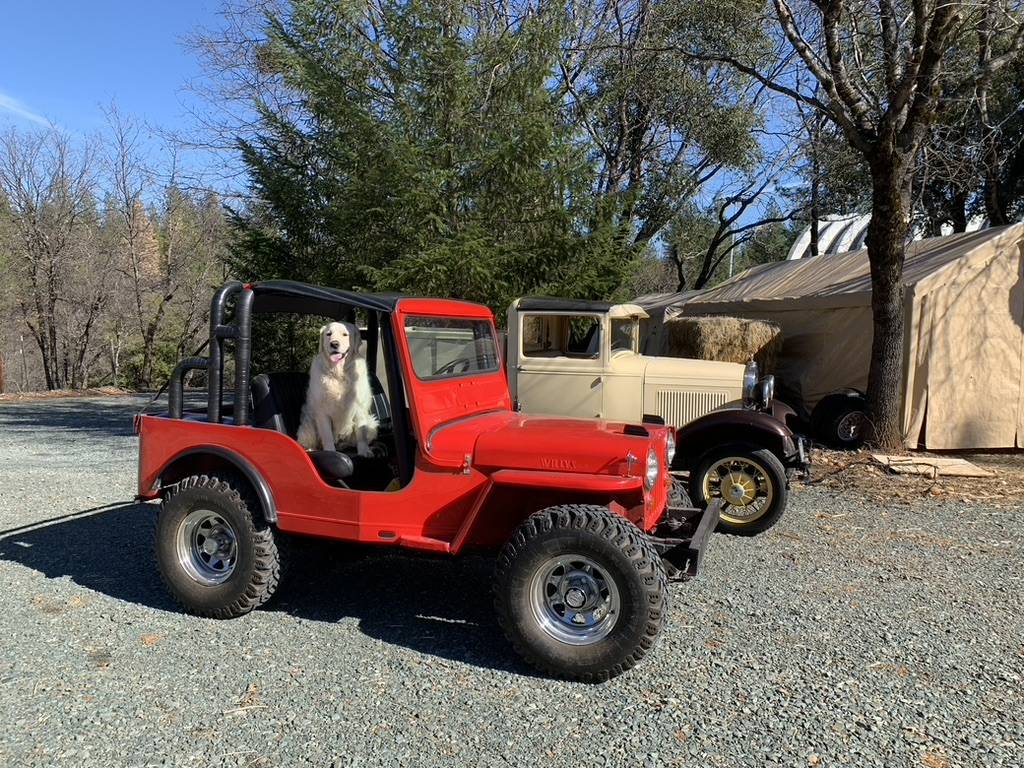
[169,357,209,419]
[233,287,254,426]
[207,281,243,424]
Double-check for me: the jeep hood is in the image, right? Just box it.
[427,411,656,474]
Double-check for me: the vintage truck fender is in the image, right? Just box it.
[671,407,799,471]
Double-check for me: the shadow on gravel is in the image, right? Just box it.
[0,399,142,439]
[0,502,177,611]
[0,502,533,677]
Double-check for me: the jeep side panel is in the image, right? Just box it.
[138,412,665,555]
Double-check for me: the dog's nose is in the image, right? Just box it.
[330,340,340,350]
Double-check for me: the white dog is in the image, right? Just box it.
[297,321,378,456]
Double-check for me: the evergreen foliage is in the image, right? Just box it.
[234,0,643,315]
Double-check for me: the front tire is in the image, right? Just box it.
[494,505,668,682]
[156,473,282,619]
[690,445,787,536]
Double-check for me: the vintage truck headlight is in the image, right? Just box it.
[742,360,759,408]
[665,431,676,466]
[645,448,659,490]
[756,375,775,410]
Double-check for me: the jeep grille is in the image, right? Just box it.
[657,389,730,426]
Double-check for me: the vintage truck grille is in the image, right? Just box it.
[657,389,730,426]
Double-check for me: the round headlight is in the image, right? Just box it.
[666,431,676,466]
[742,360,759,406]
[757,375,775,409]
[645,448,659,490]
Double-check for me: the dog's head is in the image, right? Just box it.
[319,321,359,368]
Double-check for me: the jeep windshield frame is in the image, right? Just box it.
[403,316,501,381]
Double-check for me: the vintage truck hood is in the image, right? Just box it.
[641,355,745,387]
[427,410,655,473]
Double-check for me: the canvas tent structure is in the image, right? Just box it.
[661,224,1024,450]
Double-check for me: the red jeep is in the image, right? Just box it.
[136,281,720,681]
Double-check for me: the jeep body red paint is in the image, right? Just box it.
[138,411,668,550]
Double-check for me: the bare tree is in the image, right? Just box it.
[0,127,109,389]
[103,105,166,386]
[102,110,228,388]
[668,155,801,290]
[553,0,767,245]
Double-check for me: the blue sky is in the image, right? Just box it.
[0,1,220,135]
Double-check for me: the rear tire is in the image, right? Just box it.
[812,393,868,449]
[494,505,668,682]
[156,473,281,619]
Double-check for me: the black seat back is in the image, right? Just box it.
[368,372,392,430]
[253,370,392,437]
[251,372,310,437]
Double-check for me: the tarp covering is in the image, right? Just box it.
[659,225,1024,450]
[634,290,699,354]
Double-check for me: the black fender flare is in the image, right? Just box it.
[671,409,796,471]
[156,445,277,524]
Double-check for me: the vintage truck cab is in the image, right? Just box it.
[136,280,721,682]
[507,297,809,535]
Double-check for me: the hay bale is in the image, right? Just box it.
[663,315,782,371]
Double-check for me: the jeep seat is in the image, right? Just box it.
[308,449,355,485]
[251,371,394,489]
[251,371,392,437]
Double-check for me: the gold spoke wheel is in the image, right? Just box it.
[702,455,775,525]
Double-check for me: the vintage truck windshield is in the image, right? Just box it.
[610,318,637,353]
[404,317,500,380]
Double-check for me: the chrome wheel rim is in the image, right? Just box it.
[837,411,865,441]
[702,456,775,525]
[529,554,620,646]
[176,509,238,585]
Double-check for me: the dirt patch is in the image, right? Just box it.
[801,448,1024,506]
[0,387,133,403]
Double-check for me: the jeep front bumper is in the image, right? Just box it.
[647,499,722,582]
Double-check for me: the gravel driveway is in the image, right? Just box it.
[0,397,1021,768]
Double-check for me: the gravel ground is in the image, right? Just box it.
[0,397,1021,768]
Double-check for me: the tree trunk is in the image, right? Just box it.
[983,167,1009,226]
[950,190,968,233]
[864,155,911,448]
[19,335,29,391]
[809,166,820,258]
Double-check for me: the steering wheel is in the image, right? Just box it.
[433,357,472,376]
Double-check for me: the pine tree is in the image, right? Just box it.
[234,0,639,315]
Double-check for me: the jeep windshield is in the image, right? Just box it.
[404,316,500,380]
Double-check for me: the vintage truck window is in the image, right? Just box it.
[610,318,636,353]
[404,317,499,380]
[521,314,601,359]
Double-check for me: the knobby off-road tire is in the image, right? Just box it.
[494,505,669,682]
[156,473,282,619]
[690,445,788,537]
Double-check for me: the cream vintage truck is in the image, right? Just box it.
[506,298,809,535]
